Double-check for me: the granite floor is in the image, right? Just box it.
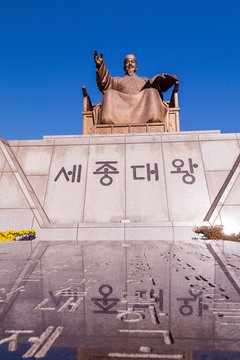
[0,239,240,359]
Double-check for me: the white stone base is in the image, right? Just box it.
[1,130,240,241]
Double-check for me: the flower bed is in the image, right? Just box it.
[194,225,240,242]
[0,230,36,242]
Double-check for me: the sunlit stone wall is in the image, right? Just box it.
[0,130,239,240]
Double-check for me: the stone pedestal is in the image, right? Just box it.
[0,130,240,240]
[82,108,180,135]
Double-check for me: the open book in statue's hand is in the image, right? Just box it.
[142,73,178,92]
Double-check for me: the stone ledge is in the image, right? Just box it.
[43,129,221,140]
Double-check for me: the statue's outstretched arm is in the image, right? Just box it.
[94,50,112,93]
[94,50,103,68]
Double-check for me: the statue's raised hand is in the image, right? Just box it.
[94,50,103,68]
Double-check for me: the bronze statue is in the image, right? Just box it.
[94,50,178,125]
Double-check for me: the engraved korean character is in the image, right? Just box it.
[131,163,159,181]
[91,284,120,314]
[93,161,119,186]
[22,326,63,358]
[177,289,208,316]
[170,158,198,184]
[0,330,33,352]
[54,165,82,183]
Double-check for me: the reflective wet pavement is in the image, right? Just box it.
[1,239,240,359]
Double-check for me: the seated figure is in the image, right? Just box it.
[94,50,178,125]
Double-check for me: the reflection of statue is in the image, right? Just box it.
[94,50,178,125]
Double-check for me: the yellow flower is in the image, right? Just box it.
[0,229,36,242]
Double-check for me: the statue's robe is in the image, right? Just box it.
[96,62,169,125]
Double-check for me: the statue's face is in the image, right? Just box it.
[124,55,137,76]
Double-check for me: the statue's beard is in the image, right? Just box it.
[126,68,136,76]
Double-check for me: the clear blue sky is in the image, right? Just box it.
[1,0,239,140]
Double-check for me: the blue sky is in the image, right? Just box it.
[0,0,239,140]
